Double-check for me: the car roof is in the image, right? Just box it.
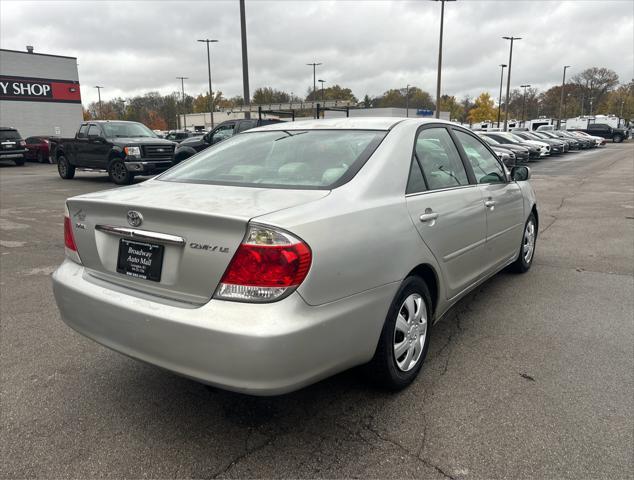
[250,117,456,132]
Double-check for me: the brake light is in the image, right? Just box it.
[63,203,81,264]
[19,140,26,147]
[215,224,312,302]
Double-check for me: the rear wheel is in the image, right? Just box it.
[108,158,134,185]
[510,213,537,273]
[613,134,623,143]
[57,155,75,179]
[365,276,432,390]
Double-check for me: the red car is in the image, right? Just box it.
[25,136,55,163]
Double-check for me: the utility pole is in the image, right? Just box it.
[432,0,455,119]
[502,36,522,131]
[620,99,625,118]
[239,0,251,119]
[558,65,571,128]
[497,64,506,128]
[198,38,218,129]
[406,84,411,118]
[94,86,103,118]
[590,97,594,116]
[521,84,531,123]
[307,62,322,118]
[318,79,326,103]
[176,77,188,130]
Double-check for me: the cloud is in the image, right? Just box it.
[1,0,632,106]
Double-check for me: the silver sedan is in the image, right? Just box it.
[53,118,538,395]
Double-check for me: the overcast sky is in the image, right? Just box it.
[1,0,633,106]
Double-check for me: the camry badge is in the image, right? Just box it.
[127,210,143,227]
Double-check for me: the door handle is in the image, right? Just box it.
[419,212,439,223]
[484,200,496,208]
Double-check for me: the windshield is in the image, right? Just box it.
[480,135,499,146]
[509,133,528,143]
[0,130,21,141]
[101,122,156,138]
[159,129,386,189]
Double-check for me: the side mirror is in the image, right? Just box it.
[511,165,531,181]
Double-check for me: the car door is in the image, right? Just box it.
[405,126,488,299]
[86,124,110,168]
[453,129,525,271]
[73,124,91,166]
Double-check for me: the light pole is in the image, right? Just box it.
[197,38,218,129]
[307,62,322,117]
[521,84,531,123]
[405,84,411,117]
[318,79,326,103]
[94,86,103,118]
[239,0,251,119]
[620,99,625,118]
[502,36,522,131]
[558,65,571,128]
[432,0,455,119]
[497,64,507,128]
[589,97,594,116]
[118,99,126,119]
[176,76,188,130]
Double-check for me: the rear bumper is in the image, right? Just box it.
[125,159,173,175]
[52,260,395,395]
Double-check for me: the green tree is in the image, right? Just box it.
[253,87,290,104]
[439,95,464,121]
[305,84,358,103]
[467,92,497,123]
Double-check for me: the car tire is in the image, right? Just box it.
[14,156,25,166]
[108,158,134,185]
[613,134,623,143]
[365,276,432,390]
[37,151,44,163]
[57,155,75,179]
[510,212,537,273]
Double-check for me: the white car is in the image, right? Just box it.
[571,130,606,147]
[496,132,551,157]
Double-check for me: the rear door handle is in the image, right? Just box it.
[419,212,439,222]
[484,200,496,208]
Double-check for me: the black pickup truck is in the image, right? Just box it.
[55,121,177,184]
[174,118,282,163]
[571,123,630,143]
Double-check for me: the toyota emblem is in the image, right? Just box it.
[127,210,143,227]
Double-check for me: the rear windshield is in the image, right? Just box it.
[0,130,21,141]
[159,129,386,189]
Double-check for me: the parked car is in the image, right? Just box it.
[534,131,579,151]
[164,130,199,143]
[53,118,538,396]
[174,118,283,163]
[25,136,55,163]
[480,132,542,160]
[553,130,595,149]
[491,146,516,166]
[55,121,177,185]
[570,130,606,146]
[478,133,530,163]
[0,127,26,166]
[514,131,566,155]
[569,123,628,143]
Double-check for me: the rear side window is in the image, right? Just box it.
[406,158,427,194]
[0,129,21,141]
[159,129,386,189]
[415,128,468,190]
[77,125,89,138]
[454,131,506,184]
[87,125,101,138]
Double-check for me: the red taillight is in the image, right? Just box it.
[221,243,311,287]
[215,225,312,302]
[64,216,77,251]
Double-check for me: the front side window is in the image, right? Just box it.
[455,131,506,184]
[159,129,386,189]
[211,124,236,144]
[414,128,468,190]
[87,125,102,138]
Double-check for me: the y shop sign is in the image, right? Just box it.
[0,75,81,103]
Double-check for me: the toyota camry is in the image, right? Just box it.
[53,118,538,395]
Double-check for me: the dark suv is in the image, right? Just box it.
[0,127,27,166]
[174,118,282,163]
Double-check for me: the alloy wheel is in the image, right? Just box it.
[393,293,427,372]
[523,219,536,264]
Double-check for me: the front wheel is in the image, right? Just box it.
[365,276,432,390]
[510,213,537,273]
[57,155,75,179]
[613,134,623,143]
[108,158,134,185]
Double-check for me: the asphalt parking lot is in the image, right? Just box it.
[1,143,633,479]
